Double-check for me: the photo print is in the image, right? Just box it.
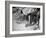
[12,7,40,31]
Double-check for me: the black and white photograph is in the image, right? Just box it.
[12,7,40,31]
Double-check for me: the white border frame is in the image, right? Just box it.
[10,4,43,34]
